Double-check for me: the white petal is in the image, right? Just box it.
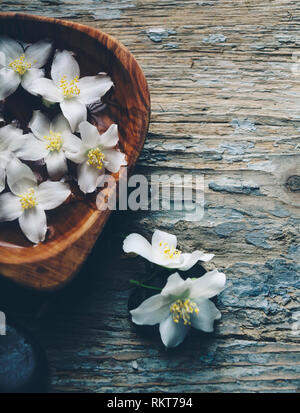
[178,251,214,271]
[98,124,119,148]
[0,37,23,63]
[18,205,47,244]
[123,233,153,262]
[60,99,86,133]
[152,229,177,249]
[103,149,127,173]
[189,270,226,300]
[78,120,99,147]
[161,272,193,297]
[0,124,24,152]
[130,294,170,326]
[0,166,5,193]
[51,50,80,86]
[78,74,113,104]
[36,180,70,210]
[6,157,37,195]
[159,315,190,348]
[77,161,102,194]
[24,40,52,68]
[62,132,83,153]
[29,110,50,140]
[0,67,20,99]
[0,51,5,68]
[0,151,11,170]
[21,68,44,93]
[50,113,71,134]
[0,192,22,221]
[15,134,47,161]
[45,151,68,180]
[30,77,62,102]
[190,299,221,332]
[65,146,86,164]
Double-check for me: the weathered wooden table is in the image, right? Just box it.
[0,0,299,393]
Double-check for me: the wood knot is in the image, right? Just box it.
[286,175,300,192]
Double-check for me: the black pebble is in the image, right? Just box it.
[0,317,48,393]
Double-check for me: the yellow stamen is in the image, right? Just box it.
[19,188,37,210]
[170,299,199,325]
[59,75,80,98]
[9,54,31,75]
[44,130,63,152]
[159,241,181,259]
[87,148,105,170]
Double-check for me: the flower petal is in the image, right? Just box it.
[29,110,50,140]
[130,294,170,326]
[21,68,44,93]
[161,272,193,298]
[50,113,71,134]
[0,67,20,99]
[78,74,113,104]
[123,233,153,262]
[36,180,70,210]
[103,149,127,173]
[65,146,86,164]
[78,120,99,147]
[60,99,86,132]
[0,124,24,152]
[51,50,80,85]
[152,229,177,249]
[6,157,37,195]
[62,132,83,153]
[189,269,226,300]
[0,37,23,63]
[0,166,5,193]
[77,161,102,194]
[15,134,47,161]
[0,192,22,221]
[45,151,68,180]
[98,124,119,148]
[190,298,221,332]
[178,251,214,271]
[18,205,47,244]
[24,40,52,68]
[30,77,62,102]
[159,315,190,348]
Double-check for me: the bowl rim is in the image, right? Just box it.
[0,12,150,265]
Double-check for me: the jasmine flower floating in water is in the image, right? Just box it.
[30,50,113,132]
[0,158,71,244]
[130,270,226,348]
[17,110,83,180]
[0,124,36,193]
[123,229,214,271]
[66,121,127,194]
[0,36,52,99]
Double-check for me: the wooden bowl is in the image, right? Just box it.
[0,13,150,291]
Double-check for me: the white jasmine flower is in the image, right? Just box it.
[66,121,127,194]
[17,110,82,179]
[0,36,52,99]
[29,50,113,132]
[0,123,35,193]
[0,158,71,244]
[123,229,214,271]
[131,270,226,348]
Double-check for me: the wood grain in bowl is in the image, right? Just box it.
[0,12,150,291]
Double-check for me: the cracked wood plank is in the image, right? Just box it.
[0,0,299,393]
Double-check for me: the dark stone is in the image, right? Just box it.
[286,175,300,192]
[0,318,48,393]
